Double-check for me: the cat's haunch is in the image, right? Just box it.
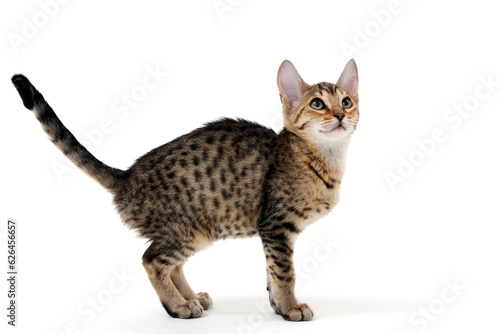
[12,59,359,321]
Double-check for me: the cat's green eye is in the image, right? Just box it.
[310,98,325,110]
[342,97,353,109]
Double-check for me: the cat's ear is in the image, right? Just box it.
[277,60,308,110]
[337,59,359,99]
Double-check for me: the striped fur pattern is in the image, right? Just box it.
[11,59,359,321]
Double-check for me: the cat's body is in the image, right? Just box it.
[11,59,359,321]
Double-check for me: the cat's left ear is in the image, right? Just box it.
[277,60,308,111]
[337,59,359,101]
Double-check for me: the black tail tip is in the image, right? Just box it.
[11,74,42,110]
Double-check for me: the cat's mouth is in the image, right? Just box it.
[319,123,345,133]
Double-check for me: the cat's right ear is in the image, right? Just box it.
[277,60,307,111]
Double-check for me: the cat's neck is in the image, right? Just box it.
[312,136,351,173]
[285,130,351,182]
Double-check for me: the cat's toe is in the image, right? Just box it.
[196,292,213,310]
[281,303,314,321]
[171,299,204,319]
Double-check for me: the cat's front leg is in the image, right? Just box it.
[262,238,314,321]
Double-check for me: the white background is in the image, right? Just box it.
[1,0,500,333]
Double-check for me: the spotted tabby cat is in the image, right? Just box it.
[11,59,359,321]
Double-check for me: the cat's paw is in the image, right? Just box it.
[169,299,204,319]
[196,292,213,310]
[281,303,314,321]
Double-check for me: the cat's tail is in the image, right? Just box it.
[11,74,126,193]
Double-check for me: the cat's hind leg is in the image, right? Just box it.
[171,265,213,310]
[142,242,204,319]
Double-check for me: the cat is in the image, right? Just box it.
[11,59,359,321]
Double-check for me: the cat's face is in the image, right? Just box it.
[277,60,359,143]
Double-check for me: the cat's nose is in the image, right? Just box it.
[333,111,345,122]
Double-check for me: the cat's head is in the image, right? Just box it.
[277,59,359,142]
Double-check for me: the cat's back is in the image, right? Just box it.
[129,118,277,175]
[115,118,278,238]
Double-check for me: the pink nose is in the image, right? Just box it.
[334,112,345,122]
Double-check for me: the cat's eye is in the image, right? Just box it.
[310,98,325,110]
[342,97,353,109]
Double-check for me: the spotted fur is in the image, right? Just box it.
[11,59,359,321]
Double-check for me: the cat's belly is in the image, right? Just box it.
[213,219,259,240]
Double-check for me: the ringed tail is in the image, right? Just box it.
[11,74,126,193]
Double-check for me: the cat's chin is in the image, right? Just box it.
[316,126,351,141]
